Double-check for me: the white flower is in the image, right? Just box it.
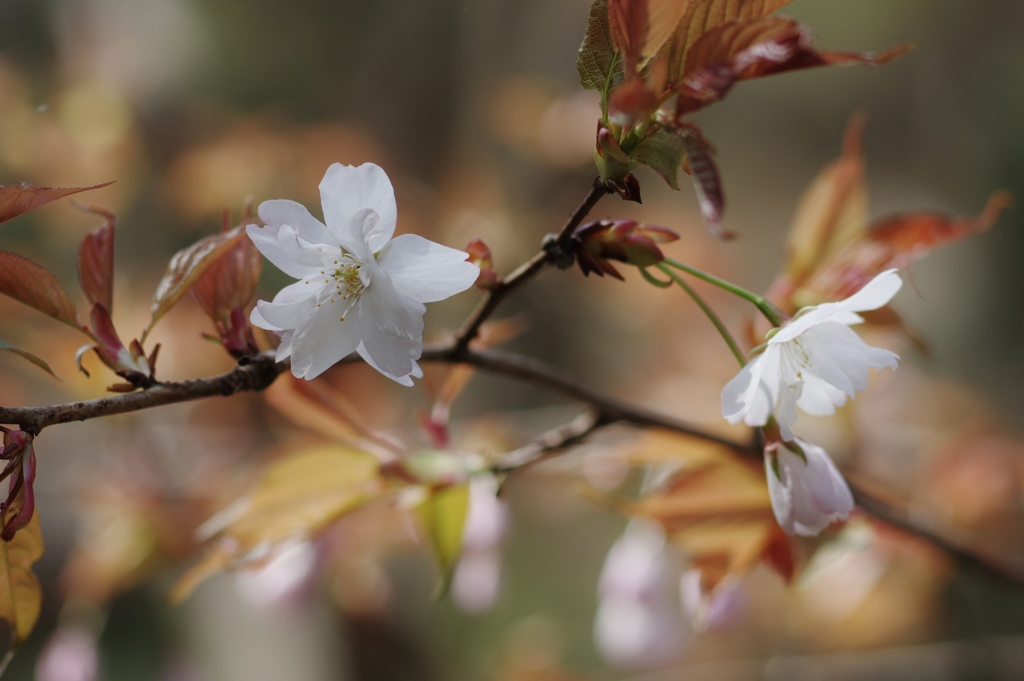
[247,163,479,383]
[721,269,902,440]
[766,438,854,537]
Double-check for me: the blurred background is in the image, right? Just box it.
[1,0,1024,679]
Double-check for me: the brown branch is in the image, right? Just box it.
[453,178,610,353]
[0,353,285,434]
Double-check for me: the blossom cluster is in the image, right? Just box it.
[721,269,903,536]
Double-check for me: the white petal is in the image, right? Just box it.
[247,223,322,280]
[319,163,397,253]
[253,294,317,331]
[277,225,343,270]
[351,272,426,384]
[288,305,363,379]
[795,373,847,416]
[836,269,902,314]
[258,199,335,246]
[376,234,479,303]
[768,440,853,537]
[722,352,768,423]
[275,330,295,362]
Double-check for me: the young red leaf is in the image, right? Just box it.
[677,17,911,115]
[680,127,732,239]
[143,227,248,340]
[782,115,868,291]
[76,205,117,312]
[0,181,114,226]
[0,339,59,380]
[608,0,648,69]
[802,192,1011,302]
[664,0,795,83]
[0,251,81,330]
[191,229,263,324]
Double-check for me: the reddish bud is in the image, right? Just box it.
[77,303,154,387]
[0,427,36,541]
[465,238,498,291]
[571,219,679,279]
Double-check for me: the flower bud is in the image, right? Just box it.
[764,437,854,537]
[571,219,679,279]
[465,238,498,291]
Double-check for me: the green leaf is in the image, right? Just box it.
[577,0,623,97]
[0,511,44,649]
[416,482,470,592]
[631,128,686,190]
[0,339,59,380]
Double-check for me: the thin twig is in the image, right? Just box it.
[494,409,604,473]
[453,178,610,352]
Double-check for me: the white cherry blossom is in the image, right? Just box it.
[721,269,902,440]
[766,438,854,537]
[247,163,479,383]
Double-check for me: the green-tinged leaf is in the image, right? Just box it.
[0,339,58,380]
[0,511,44,648]
[170,445,381,602]
[577,0,623,96]
[665,0,794,83]
[0,251,81,330]
[144,227,247,340]
[0,182,114,226]
[631,127,686,189]
[76,206,117,312]
[416,482,470,590]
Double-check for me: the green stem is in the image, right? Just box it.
[662,258,786,326]
[657,264,746,367]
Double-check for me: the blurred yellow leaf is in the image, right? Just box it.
[784,115,867,291]
[0,511,44,648]
[416,482,469,588]
[623,431,793,589]
[171,445,381,602]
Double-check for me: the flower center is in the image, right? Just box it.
[311,258,369,322]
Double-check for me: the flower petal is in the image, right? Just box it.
[836,268,902,314]
[768,439,853,537]
[288,305,364,379]
[350,271,426,384]
[247,224,323,280]
[377,234,479,303]
[253,293,318,332]
[258,199,335,246]
[319,163,397,253]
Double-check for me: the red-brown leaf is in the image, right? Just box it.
[608,0,648,68]
[144,227,248,340]
[76,206,117,312]
[191,228,263,324]
[802,192,1011,301]
[0,182,114,225]
[677,17,911,115]
[664,0,795,83]
[0,251,81,329]
[680,126,732,239]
